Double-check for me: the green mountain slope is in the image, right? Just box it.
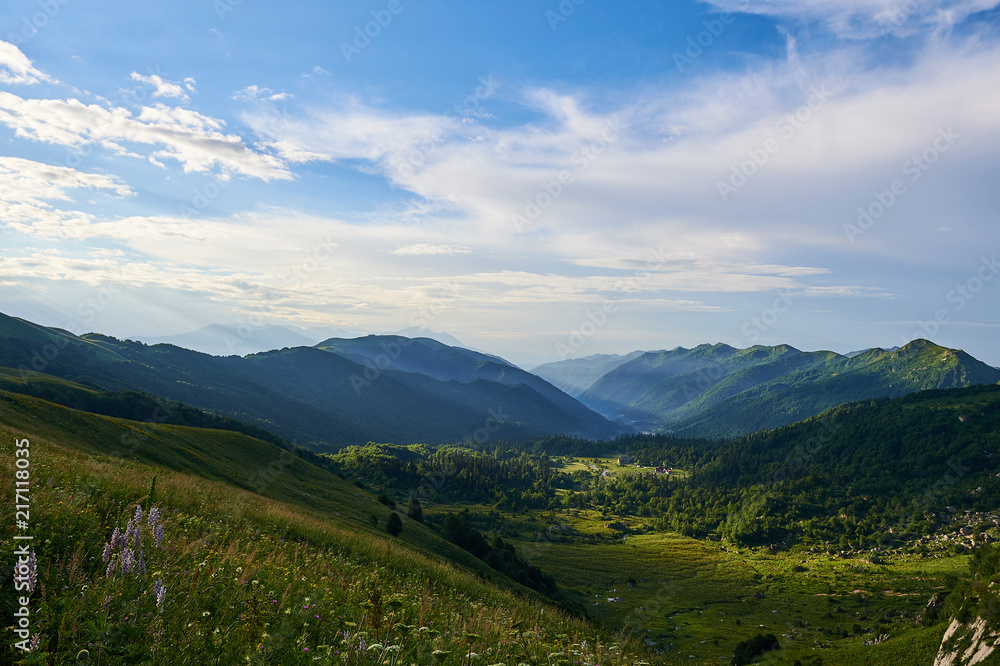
[0,391,648,665]
[618,383,1000,545]
[578,339,1000,436]
[0,313,617,447]
[316,335,611,434]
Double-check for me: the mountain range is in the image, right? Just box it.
[135,323,467,356]
[534,341,1000,437]
[0,312,617,447]
[3,310,998,446]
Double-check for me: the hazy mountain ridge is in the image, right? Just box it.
[134,323,470,357]
[530,351,646,396]
[544,340,1000,437]
[0,313,617,447]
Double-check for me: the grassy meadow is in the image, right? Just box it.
[0,391,653,665]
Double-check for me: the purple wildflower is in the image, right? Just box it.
[134,505,143,525]
[147,506,160,529]
[28,634,39,652]
[26,551,37,594]
[153,523,164,548]
[128,519,142,549]
[106,558,117,577]
[121,548,135,575]
[137,549,146,576]
[152,579,166,609]
[101,541,113,563]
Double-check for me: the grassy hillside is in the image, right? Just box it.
[0,391,649,665]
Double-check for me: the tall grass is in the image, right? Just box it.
[0,407,653,665]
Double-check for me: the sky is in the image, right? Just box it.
[1,0,998,369]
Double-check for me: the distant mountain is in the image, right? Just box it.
[137,324,322,356]
[844,345,899,358]
[578,340,1000,437]
[313,336,595,424]
[386,327,468,349]
[136,324,476,358]
[0,313,618,447]
[530,351,646,397]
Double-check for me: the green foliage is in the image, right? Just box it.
[407,498,424,523]
[386,511,403,536]
[732,632,779,665]
[326,443,570,511]
[441,514,558,598]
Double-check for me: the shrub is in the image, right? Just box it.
[387,512,403,537]
[732,632,779,665]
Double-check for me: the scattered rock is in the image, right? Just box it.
[917,593,945,626]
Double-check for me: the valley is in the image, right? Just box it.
[2,312,1000,664]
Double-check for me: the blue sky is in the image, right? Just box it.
[1,0,999,368]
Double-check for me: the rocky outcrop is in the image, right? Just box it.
[934,618,1000,665]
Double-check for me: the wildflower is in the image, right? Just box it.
[134,505,143,525]
[137,550,147,576]
[13,551,39,594]
[153,523,164,548]
[28,634,39,651]
[121,549,135,575]
[147,507,160,528]
[153,579,166,609]
[101,541,113,563]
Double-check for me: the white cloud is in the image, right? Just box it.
[702,0,1000,38]
[130,71,190,100]
[0,92,292,181]
[233,85,292,102]
[0,156,132,238]
[391,243,473,256]
[0,40,51,85]
[249,97,453,167]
